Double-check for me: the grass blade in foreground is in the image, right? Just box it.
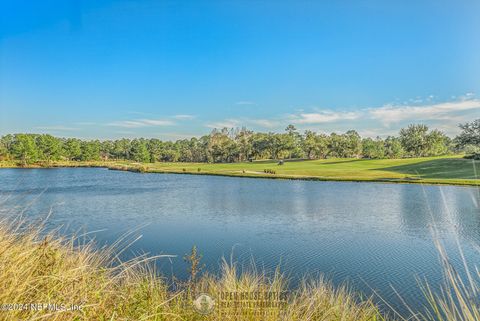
[0,218,384,321]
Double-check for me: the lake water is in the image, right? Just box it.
[1,167,479,315]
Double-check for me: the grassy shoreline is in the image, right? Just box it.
[1,216,478,320]
[1,156,479,186]
[0,220,385,321]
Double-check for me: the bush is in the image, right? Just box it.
[464,153,480,160]
[463,144,480,155]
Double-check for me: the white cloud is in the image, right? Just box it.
[173,114,195,120]
[290,111,361,124]
[369,99,480,125]
[101,94,479,138]
[107,114,193,128]
[206,119,241,129]
[356,128,398,138]
[248,119,279,128]
[107,119,175,128]
[160,132,200,140]
[206,118,281,130]
[74,122,96,126]
[114,130,135,135]
[140,119,176,126]
[35,126,79,131]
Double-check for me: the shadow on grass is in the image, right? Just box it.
[380,158,480,179]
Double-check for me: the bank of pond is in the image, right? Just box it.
[0,167,479,320]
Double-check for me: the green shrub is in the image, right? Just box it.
[464,153,480,160]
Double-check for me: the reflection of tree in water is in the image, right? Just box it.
[398,184,480,246]
[397,183,480,278]
[442,187,480,245]
[397,184,446,235]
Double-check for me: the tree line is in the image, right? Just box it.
[1,120,479,165]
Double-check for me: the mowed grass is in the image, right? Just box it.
[131,155,480,186]
[1,155,479,185]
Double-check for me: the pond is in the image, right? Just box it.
[1,167,479,315]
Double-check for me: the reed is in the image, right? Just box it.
[0,219,385,321]
[411,239,480,321]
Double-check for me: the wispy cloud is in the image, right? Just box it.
[160,132,200,140]
[35,126,79,131]
[107,119,176,128]
[356,128,399,138]
[211,94,478,137]
[173,114,195,120]
[125,111,160,117]
[206,117,283,129]
[53,94,477,139]
[107,114,194,128]
[74,122,96,126]
[369,98,480,125]
[248,119,280,128]
[114,130,136,135]
[206,119,241,129]
[289,111,361,124]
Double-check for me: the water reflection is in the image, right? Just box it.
[0,167,478,314]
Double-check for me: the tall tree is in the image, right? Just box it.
[0,123,459,164]
[455,119,480,148]
[302,131,329,159]
[64,138,82,160]
[100,140,114,160]
[208,129,237,162]
[384,136,404,159]
[0,134,14,160]
[130,139,150,163]
[315,134,329,159]
[426,130,449,156]
[160,141,180,162]
[113,139,131,159]
[284,125,304,159]
[11,134,38,165]
[236,128,253,162]
[147,139,164,162]
[399,124,430,157]
[328,133,345,157]
[345,130,362,158]
[251,133,270,160]
[362,137,385,159]
[80,140,101,161]
[267,133,283,160]
[303,130,318,159]
[36,134,62,163]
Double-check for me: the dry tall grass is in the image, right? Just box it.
[0,220,385,321]
[410,240,480,321]
[1,218,478,321]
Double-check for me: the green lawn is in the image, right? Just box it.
[2,155,479,186]
[133,155,480,186]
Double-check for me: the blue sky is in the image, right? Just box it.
[1,0,479,140]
